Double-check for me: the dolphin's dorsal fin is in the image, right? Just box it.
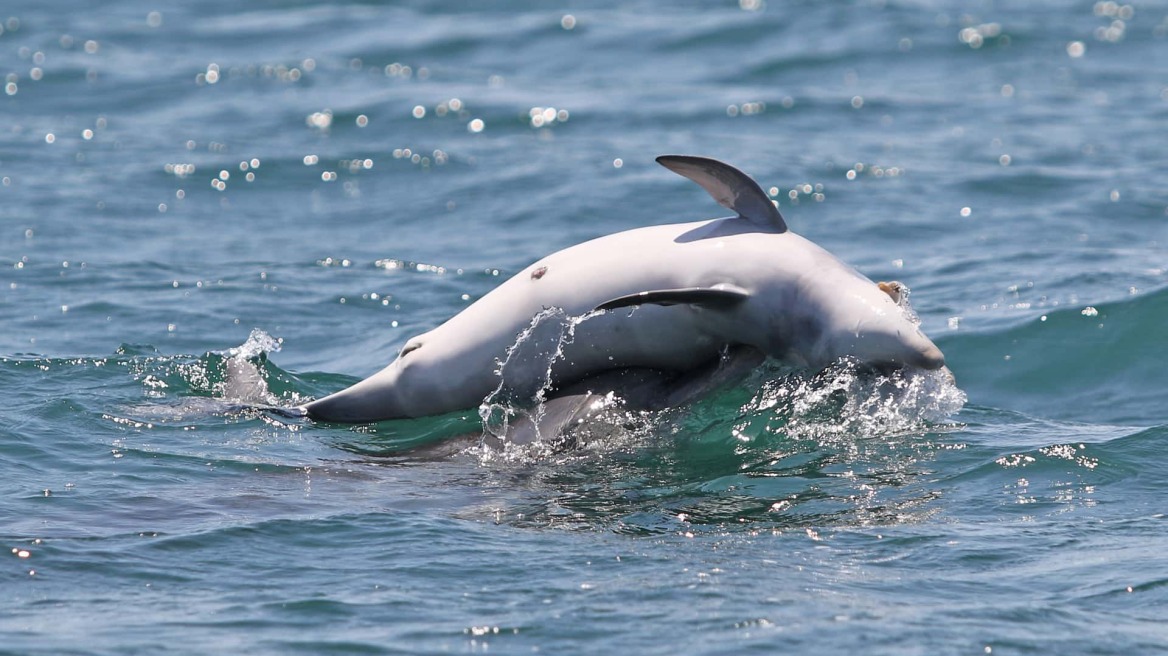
[595,284,750,312]
[656,155,787,233]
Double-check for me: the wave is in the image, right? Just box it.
[3,322,974,535]
[459,354,967,533]
[939,285,1168,424]
[11,304,1157,536]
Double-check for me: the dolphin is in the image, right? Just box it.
[304,155,945,423]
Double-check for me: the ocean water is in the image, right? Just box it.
[3,0,1168,653]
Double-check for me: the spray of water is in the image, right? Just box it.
[738,362,965,447]
[734,283,965,447]
[476,307,605,449]
[470,285,965,463]
[226,328,283,362]
[219,328,285,406]
[118,328,307,426]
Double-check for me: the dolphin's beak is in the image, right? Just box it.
[302,391,374,423]
[303,368,404,423]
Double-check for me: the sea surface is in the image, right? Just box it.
[3,1,1168,653]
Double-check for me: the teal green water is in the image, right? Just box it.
[3,2,1168,653]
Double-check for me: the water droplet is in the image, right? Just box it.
[306,110,332,129]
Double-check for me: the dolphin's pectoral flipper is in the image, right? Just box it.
[655,155,787,233]
[505,346,768,447]
[595,285,750,312]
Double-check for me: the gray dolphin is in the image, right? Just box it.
[304,155,945,423]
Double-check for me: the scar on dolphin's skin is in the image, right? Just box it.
[531,266,548,280]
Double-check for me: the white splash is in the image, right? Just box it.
[741,284,965,443]
[470,286,963,461]
[226,328,283,360]
[477,307,603,446]
[220,328,283,405]
[744,362,966,445]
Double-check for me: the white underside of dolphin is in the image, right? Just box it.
[304,155,945,423]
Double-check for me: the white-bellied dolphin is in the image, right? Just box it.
[304,155,945,423]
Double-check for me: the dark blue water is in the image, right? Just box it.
[3,1,1168,653]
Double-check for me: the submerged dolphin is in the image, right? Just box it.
[304,155,945,423]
